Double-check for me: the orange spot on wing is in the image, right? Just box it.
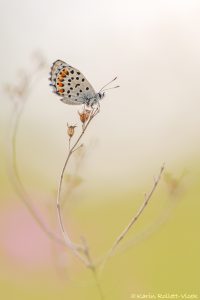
[57,82,64,87]
[60,68,69,77]
[58,89,65,94]
[60,71,66,77]
[63,68,69,75]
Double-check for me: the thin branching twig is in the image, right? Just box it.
[56,108,99,257]
[81,237,104,300]
[56,103,164,299]
[99,164,165,271]
[119,196,177,254]
[56,107,104,299]
[5,60,66,246]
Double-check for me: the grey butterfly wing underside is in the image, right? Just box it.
[50,60,96,105]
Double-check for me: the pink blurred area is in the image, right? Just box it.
[0,202,65,270]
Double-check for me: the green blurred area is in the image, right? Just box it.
[0,131,200,300]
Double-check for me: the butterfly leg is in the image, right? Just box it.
[97,101,100,112]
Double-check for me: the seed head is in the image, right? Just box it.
[67,124,77,138]
[78,109,91,124]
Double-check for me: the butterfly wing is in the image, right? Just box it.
[49,60,96,105]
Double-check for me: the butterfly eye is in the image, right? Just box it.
[98,92,105,99]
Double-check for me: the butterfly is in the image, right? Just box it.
[49,60,119,107]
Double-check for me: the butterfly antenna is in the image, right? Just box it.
[99,77,117,92]
[102,85,120,92]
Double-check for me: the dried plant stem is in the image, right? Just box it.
[100,164,165,270]
[8,85,66,246]
[81,237,104,300]
[56,108,99,261]
[56,107,104,299]
[119,196,177,254]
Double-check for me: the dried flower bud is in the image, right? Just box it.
[67,124,76,138]
[78,109,91,124]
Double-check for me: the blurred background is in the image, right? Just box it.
[0,0,200,299]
